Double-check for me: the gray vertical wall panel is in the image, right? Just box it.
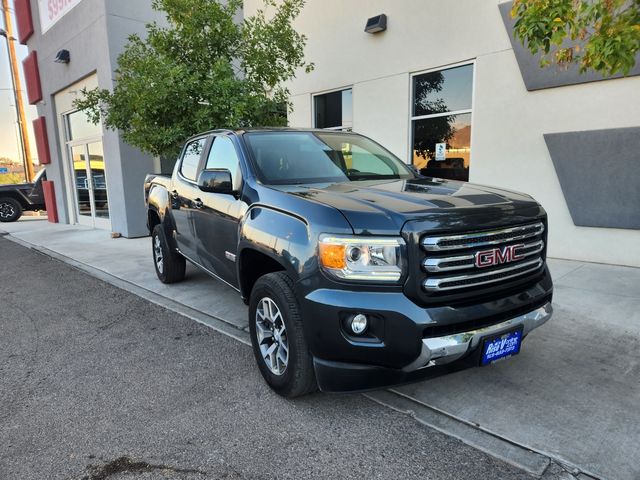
[499,2,640,91]
[544,127,640,230]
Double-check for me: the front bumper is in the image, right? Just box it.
[300,262,553,392]
[402,302,553,371]
[313,302,552,393]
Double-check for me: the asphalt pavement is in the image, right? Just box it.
[0,236,540,480]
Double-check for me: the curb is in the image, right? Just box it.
[365,389,550,477]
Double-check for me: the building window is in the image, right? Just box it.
[66,109,101,141]
[411,63,473,182]
[314,88,353,130]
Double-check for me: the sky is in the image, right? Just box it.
[1,0,38,163]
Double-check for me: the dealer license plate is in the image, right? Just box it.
[481,328,522,366]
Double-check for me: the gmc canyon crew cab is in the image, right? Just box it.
[145,129,553,398]
[0,169,47,222]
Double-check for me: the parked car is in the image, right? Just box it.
[0,169,46,222]
[145,129,553,397]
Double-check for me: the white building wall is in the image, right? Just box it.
[245,0,640,267]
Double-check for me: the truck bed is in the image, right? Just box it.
[144,173,172,204]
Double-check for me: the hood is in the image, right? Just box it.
[272,177,544,234]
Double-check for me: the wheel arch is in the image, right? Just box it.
[237,205,314,302]
[238,248,289,303]
[0,192,29,209]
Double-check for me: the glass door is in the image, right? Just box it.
[68,141,109,227]
[64,109,110,229]
[88,142,109,220]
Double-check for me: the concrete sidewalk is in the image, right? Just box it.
[2,219,639,480]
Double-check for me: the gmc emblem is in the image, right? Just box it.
[475,244,524,268]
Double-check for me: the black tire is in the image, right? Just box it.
[152,224,186,284]
[249,272,317,398]
[0,198,22,223]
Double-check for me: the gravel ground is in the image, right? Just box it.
[0,236,536,480]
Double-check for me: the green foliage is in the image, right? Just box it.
[0,173,26,184]
[511,0,640,75]
[0,158,25,184]
[74,0,312,158]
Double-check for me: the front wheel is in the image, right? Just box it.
[0,198,22,223]
[249,272,317,398]
[151,224,186,284]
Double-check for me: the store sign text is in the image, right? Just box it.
[38,0,84,34]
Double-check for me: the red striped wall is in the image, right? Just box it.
[22,51,42,104]
[33,117,51,165]
[14,0,34,44]
[42,180,59,223]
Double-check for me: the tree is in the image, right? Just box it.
[74,0,313,158]
[511,0,640,76]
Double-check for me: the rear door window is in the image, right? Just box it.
[180,138,207,181]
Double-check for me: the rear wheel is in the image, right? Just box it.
[249,272,317,398]
[0,198,22,222]
[152,224,185,283]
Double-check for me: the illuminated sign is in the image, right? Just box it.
[37,0,84,34]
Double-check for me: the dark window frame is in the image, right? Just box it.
[313,87,353,131]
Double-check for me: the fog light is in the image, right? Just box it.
[350,314,368,334]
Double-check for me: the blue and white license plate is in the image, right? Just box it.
[481,328,522,366]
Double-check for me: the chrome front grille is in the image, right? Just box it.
[421,222,544,251]
[420,222,546,294]
[423,239,544,273]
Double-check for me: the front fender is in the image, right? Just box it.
[238,205,312,282]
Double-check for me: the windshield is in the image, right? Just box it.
[244,131,415,185]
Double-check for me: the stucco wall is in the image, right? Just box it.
[247,0,640,267]
[25,0,166,237]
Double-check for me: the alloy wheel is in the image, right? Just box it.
[0,202,15,220]
[153,235,164,274]
[255,297,289,376]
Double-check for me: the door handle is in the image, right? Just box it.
[194,198,204,209]
[170,190,179,199]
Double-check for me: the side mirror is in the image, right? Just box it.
[197,169,233,194]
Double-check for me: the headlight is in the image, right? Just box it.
[318,235,406,283]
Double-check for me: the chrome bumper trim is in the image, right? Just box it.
[402,302,553,372]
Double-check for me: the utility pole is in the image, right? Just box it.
[1,0,34,182]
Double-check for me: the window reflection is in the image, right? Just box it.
[88,142,109,219]
[413,64,473,116]
[411,64,473,182]
[413,113,471,182]
[71,145,92,218]
[180,138,206,181]
[67,110,101,140]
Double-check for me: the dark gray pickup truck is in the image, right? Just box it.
[0,169,46,222]
[145,128,553,397]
